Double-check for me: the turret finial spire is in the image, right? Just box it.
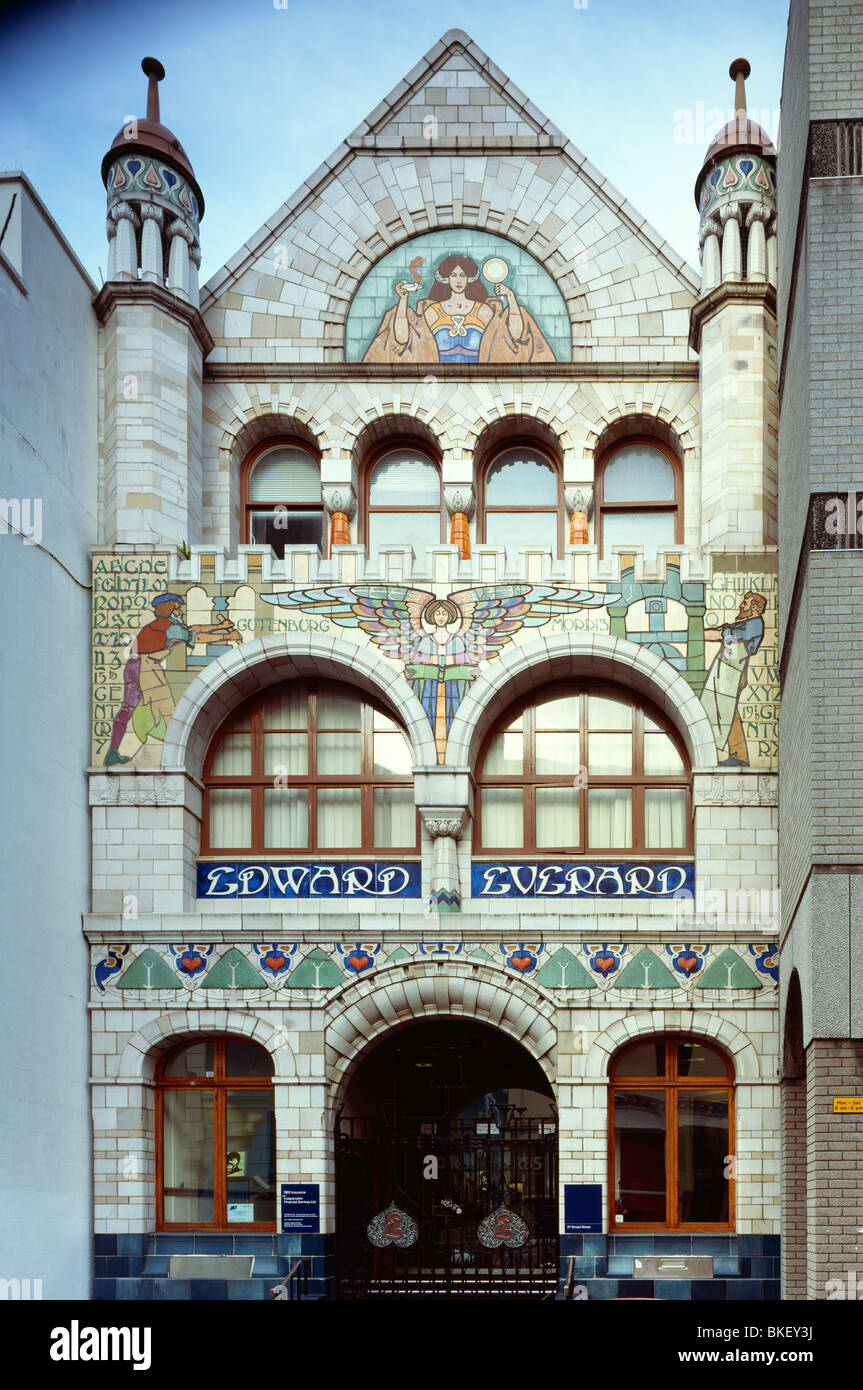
[141,57,165,123]
[729,58,751,118]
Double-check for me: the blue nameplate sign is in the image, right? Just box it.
[471,861,694,899]
[564,1184,603,1234]
[280,1183,320,1234]
[197,861,422,899]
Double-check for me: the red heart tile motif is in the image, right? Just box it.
[181,955,203,973]
[510,953,533,972]
[594,954,617,975]
[348,953,371,972]
[264,954,286,972]
[678,955,699,974]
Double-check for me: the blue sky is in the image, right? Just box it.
[0,0,789,286]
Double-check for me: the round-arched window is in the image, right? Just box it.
[157,1037,275,1230]
[610,1036,734,1230]
[244,443,323,558]
[365,446,444,559]
[480,444,563,563]
[202,681,417,855]
[598,439,681,562]
[475,682,690,855]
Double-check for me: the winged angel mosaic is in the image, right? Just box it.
[261,585,613,762]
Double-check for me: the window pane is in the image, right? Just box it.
[603,444,675,502]
[225,1041,274,1078]
[536,695,579,730]
[317,730,362,775]
[644,731,685,775]
[587,695,631,731]
[486,449,557,505]
[226,1091,276,1224]
[677,1090,730,1224]
[260,689,307,729]
[249,446,321,502]
[369,452,439,506]
[677,1041,728,1078]
[602,510,676,565]
[316,690,360,729]
[263,732,308,776]
[163,1090,214,1224]
[163,1041,215,1078]
[374,788,416,846]
[536,788,579,848]
[250,509,323,557]
[210,733,252,776]
[536,730,579,774]
[588,732,632,775]
[373,730,413,775]
[482,788,524,847]
[588,788,632,847]
[614,1090,666,1224]
[317,789,362,847]
[483,730,524,775]
[264,789,308,848]
[614,1040,666,1077]
[368,510,441,558]
[644,788,688,848]
[485,511,557,563]
[209,789,252,849]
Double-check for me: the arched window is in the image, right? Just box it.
[364,446,444,559]
[157,1037,275,1230]
[202,681,416,855]
[610,1036,734,1230]
[475,682,690,855]
[480,444,563,563]
[597,439,682,562]
[244,442,323,558]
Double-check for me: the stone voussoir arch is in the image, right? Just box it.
[161,632,437,778]
[584,1010,763,1083]
[115,1009,298,1084]
[446,632,717,772]
[578,400,698,470]
[324,962,558,1111]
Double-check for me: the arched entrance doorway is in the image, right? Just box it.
[335,1018,558,1298]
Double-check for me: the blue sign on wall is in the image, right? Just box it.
[471,861,694,899]
[564,1184,603,1234]
[197,861,422,899]
[280,1184,320,1234]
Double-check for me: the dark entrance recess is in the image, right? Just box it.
[335,1019,559,1298]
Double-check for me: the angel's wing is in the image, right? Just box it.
[448,584,616,660]
[261,585,435,662]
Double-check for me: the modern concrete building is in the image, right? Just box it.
[5,29,791,1301]
[777,0,863,1304]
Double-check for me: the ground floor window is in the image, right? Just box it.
[156,1037,276,1230]
[609,1035,733,1230]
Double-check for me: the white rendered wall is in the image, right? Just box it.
[0,176,98,1299]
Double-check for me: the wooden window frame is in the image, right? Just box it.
[608,1035,735,1233]
[473,679,692,858]
[201,680,418,857]
[241,436,327,559]
[361,441,445,553]
[596,435,683,558]
[477,438,565,558]
[156,1037,276,1232]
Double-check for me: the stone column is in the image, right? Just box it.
[323,485,357,548]
[699,217,722,293]
[112,204,140,279]
[421,809,468,912]
[140,204,164,283]
[444,486,475,560]
[167,220,193,300]
[746,204,770,281]
[565,485,592,545]
[720,204,742,281]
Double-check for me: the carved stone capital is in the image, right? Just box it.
[745,201,773,227]
[565,484,593,519]
[322,485,357,519]
[140,203,164,223]
[444,485,476,520]
[421,808,468,839]
[169,218,196,246]
[719,202,742,225]
[698,215,722,249]
[112,202,141,228]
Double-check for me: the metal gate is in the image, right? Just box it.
[336,1113,558,1298]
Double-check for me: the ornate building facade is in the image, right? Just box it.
[5,30,787,1301]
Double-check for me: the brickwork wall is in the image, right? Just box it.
[805,1038,863,1298]
[780,1075,807,1298]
